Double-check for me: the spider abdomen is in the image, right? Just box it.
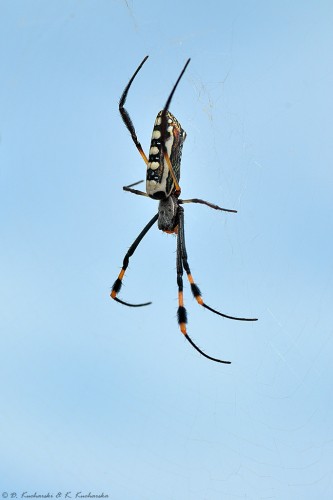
[146,110,186,199]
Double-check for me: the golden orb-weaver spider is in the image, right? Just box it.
[111,56,257,364]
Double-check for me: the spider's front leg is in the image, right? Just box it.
[176,207,231,364]
[111,214,158,307]
[178,205,257,322]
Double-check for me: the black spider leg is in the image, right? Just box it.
[123,180,148,198]
[160,59,191,193]
[178,205,258,321]
[179,198,237,213]
[176,210,231,364]
[119,55,150,166]
[111,213,158,306]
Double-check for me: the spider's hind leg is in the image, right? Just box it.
[119,56,150,166]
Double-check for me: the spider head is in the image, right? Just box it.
[157,195,179,232]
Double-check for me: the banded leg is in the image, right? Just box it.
[119,56,149,166]
[179,198,237,213]
[178,206,258,322]
[176,223,231,364]
[111,213,158,306]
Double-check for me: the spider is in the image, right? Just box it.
[111,56,257,364]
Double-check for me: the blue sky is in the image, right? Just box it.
[1,1,333,498]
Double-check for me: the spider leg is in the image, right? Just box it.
[160,59,191,194]
[178,205,258,322]
[119,56,149,166]
[162,150,181,194]
[111,213,158,306]
[176,221,231,364]
[179,198,237,213]
[162,59,191,123]
[123,180,148,198]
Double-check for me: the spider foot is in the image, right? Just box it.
[190,283,257,321]
[185,333,231,364]
[112,295,152,307]
[111,278,151,307]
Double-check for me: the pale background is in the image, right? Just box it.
[1,1,333,498]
